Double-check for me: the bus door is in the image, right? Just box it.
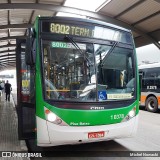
[16,39,36,140]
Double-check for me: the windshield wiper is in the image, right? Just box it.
[98,42,118,84]
[64,35,92,66]
[65,35,83,54]
[65,35,93,83]
[101,42,118,66]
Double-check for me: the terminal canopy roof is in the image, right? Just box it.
[0,0,159,70]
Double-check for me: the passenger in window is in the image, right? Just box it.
[120,72,124,87]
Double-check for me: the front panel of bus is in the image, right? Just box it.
[35,17,139,146]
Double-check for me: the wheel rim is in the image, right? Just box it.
[148,100,155,111]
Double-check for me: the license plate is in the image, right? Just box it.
[88,131,105,139]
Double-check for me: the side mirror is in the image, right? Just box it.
[25,28,36,65]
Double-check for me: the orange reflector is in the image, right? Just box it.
[45,109,50,114]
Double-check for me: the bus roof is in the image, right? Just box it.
[138,63,160,70]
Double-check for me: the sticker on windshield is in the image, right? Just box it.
[98,91,107,101]
[107,93,132,99]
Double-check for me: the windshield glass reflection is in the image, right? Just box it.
[42,40,135,101]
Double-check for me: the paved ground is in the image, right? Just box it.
[0,94,28,160]
[116,109,160,151]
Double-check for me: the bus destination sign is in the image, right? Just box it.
[50,23,94,37]
[42,21,131,43]
[42,22,94,38]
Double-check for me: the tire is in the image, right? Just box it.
[146,96,158,113]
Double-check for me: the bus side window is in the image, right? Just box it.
[139,72,143,88]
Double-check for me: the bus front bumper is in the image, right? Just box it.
[37,115,138,146]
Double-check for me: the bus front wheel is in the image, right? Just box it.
[146,96,158,113]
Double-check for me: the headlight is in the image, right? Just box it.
[122,106,136,122]
[128,109,135,118]
[47,112,57,122]
[44,107,67,126]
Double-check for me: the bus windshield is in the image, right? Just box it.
[42,40,135,101]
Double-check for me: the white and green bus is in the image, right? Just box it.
[16,16,139,146]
